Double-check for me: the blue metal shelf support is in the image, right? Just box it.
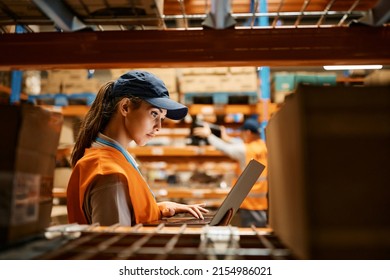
[10,25,24,104]
[253,0,270,140]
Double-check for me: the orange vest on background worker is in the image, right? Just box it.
[67,147,161,225]
[240,139,268,211]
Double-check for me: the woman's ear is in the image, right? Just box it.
[118,98,131,116]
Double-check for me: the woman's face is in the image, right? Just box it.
[125,100,167,146]
[240,129,252,143]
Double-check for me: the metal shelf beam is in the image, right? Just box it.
[0,26,389,70]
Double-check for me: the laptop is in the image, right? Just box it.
[147,159,265,226]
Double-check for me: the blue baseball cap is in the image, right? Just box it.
[112,70,188,120]
[240,118,261,134]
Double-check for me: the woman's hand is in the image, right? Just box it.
[220,125,231,142]
[157,201,209,219]
[193,123,211,138]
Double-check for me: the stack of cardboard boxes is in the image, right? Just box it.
[178,67,259,105]
[0,104,62,245]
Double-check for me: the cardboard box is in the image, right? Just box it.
[266,84,390,259]
[178,67,229,75]
[272,72,337,103]
[179,75,223,93]
[0,104,63,245]
[229,67,257,74]
[58,117,75,146]
[222,73,258,92]
[53,168,72,190]
[364,70,390,86]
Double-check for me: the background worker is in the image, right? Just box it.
[67,70,208,226]
[193,117,268,227]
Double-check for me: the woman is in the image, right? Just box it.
[67,70,208,226]
[193,118,268,227]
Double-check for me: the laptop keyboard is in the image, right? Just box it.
[162,216,213,225]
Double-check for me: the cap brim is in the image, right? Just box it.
[144,97,188,120]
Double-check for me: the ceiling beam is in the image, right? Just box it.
[0,26,389,70]
[202,0,236,29]
[355,0,390,26]
[369,0,390,26]
[31,0,89,31]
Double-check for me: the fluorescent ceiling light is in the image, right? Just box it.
[323,65,383,70]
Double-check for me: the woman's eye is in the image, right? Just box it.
[151,111,159,118]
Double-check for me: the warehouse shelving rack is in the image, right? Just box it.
[0,0,388,71]
[0,0,389,261]
[35,224,293,260]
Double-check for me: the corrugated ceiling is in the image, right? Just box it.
[0,0,385,33]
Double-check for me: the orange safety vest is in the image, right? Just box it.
[240,139,268,211]
[67,146,161,225]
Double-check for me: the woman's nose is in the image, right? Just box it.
[154,120,162,131]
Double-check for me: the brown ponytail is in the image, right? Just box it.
[71,81,114,167]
